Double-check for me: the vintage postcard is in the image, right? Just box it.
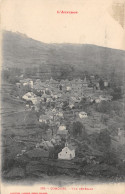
[0,0,125,194]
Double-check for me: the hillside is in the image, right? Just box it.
[2,31,125,76]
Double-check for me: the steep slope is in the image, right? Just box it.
[2,31,125,76]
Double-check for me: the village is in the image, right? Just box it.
[13,74,124,161]
[2,66,125,180]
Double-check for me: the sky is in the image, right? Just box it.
[1,0,125,50]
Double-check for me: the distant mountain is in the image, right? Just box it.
[2,31,125,77]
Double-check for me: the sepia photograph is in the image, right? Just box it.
[0,0,125,193]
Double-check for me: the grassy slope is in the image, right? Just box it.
[2,31,125,77]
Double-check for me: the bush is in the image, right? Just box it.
[101,114,109,125]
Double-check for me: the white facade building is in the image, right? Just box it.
[79,112,88,119]
[58,146,75,160]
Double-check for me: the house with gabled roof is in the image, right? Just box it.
[22,92,36,101]
[58,143,75,160]
[20,78,33,88]
[39,114,49,123]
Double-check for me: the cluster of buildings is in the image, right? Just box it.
[18,76,111,106]
[15,75,113,160]
[20,77,112,114]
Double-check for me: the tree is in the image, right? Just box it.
[2,68,21,83]
[72,121,84,137]
[2,70,10,81]
[95,101,111,114]
[80,97,86,104]
[62,101,69,110]
[79,97,90,111]
[59,84,62,90]
[96,129,111,151]
[39,122,49,132]
[111,86,122,100]
[99,79,104,90]
[101,114,109,125]
[102,151,119,166]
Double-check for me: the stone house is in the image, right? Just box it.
[79,112,88,119]
[20,78,33,88]
[39,115,49,123]
[22,92,37,102]
[104,80,109,87]
[58,145,75,160]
